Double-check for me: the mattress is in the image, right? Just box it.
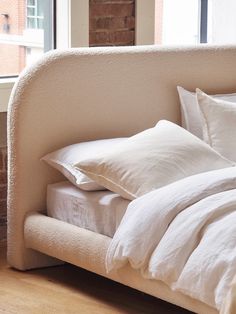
[47,181,130,237]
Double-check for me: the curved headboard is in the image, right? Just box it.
[7,45,236,269]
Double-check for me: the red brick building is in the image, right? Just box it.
[0,0,26,76]
[0,0,44,77]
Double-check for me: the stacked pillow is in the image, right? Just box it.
[42,120,234,200]
[196,89,236,161]
[42,138,126,191]
[74,120,233,200]
[42,86,236,200]
[178,86,236,162]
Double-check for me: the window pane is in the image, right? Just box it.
[37,0,44,17]
[155,0,236,45]
[155,0,200,45]
[27,7,35,16]
[37,18,44,29]
[0,0,54,77]
[28,0,35,5]
[207,0,236,44]
[27,17,36,28]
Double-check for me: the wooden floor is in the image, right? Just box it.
[0,248,192,314]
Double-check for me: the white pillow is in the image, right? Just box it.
[177,86,236,139]
[74,120,233,200]
[196,89,236,162]
[41,138,126,191]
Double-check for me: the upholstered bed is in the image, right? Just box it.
[7,45,236,314]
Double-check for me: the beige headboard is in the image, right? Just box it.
[7,45,236,269]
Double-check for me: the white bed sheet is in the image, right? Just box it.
[47,181,130,237]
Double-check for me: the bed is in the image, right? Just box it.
[7,45,236,314]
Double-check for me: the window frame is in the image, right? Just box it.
[0,0,56,79]
[27,0,44,30]
[0,0,57,112]
[200,0,208,43]
[0,0,89,112]
[43,0,57,51]
[137,0,209,45]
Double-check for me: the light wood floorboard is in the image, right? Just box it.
[0,248,192,314]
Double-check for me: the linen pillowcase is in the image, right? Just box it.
[74,120,233,200]
[177,86,236,139]
[41,138,126,191]
[196,89,236,162]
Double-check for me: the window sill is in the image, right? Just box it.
[0,77,16,112]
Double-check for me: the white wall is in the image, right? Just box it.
[136,0,155,45]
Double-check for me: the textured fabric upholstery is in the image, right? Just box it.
[24,213,217,314]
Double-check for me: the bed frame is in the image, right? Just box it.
[8,45,236,314]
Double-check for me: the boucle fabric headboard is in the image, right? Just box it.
[7,45,236,270]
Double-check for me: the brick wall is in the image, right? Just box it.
[0,44,24,76]
[0,0,25,35]
[89,0,135,47]
[0,147,7,247]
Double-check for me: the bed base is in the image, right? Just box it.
[24,212,217,314]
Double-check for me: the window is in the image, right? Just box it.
[155,0,236,45]
[0,0,55,77]
[155,0,202,45]
[207,0,236,44]
[27,0,44,29]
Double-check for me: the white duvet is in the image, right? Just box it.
[106,167,236,310]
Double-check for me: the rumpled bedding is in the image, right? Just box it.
[106,167,236,310]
